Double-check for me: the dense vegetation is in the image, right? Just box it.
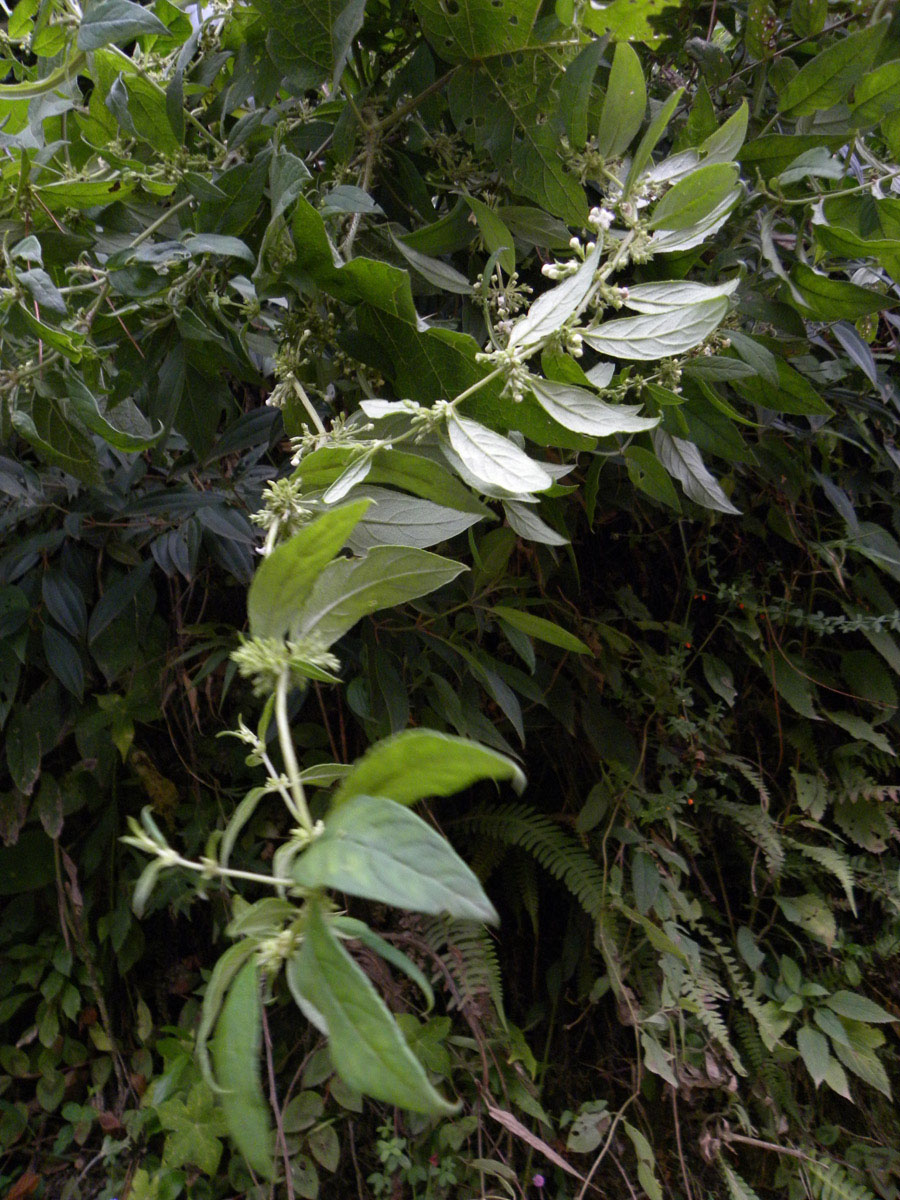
[2,0,900,1197]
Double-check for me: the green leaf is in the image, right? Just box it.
[391,233,474,295]
[286,902,459,1114]
[183,234,256,264]
[211,962,275,1179]
[295,447,490,516]
[444,413,553,495]
[825,991,896,1024]
[78,0,169,49]
[776,895,836,949]
[252,0,366,88]
[67,375,162,451]
[648,164,740,231]
[625,445,682,510]
[559,36,608,153]
[294,545,466,646]
[247,502,370,640]
[777,20,888,116]
[851,58,900,126]
[624,87,683,198]
[509,243,602,351]
[790,263,896,321]
[735,358,834,416]
[651,429,740,515]
[332,916,435,1011]
[333,727,525,807]
[583,299,729,361]
[700,100,749,164]
[623,278,739,314]
[797,1025,830,1087]
[462,196,515,275]
[491,605,591,655]
[596,43,646,159]
[293,793,497,922]
[348,487,482,552]
[413,0,541,62]
[581,0,681,46]
[529,378,657,438]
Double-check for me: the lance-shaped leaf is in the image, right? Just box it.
[777,19,887,116]
[293,546,466,646]
[652,429,740,515]
[287,903,459,1114]
[508,242,602,351]
[529,378,657,437]
[647,163,739,230]
[293,793,498,922]
[622,278,739,315]
[596,43,646,159]
[333,727,525,807]
[247,501,370,639]
[347,487,483,551]
[211,962,275,1179]
[444,413,553,494]
[583,299,729,361]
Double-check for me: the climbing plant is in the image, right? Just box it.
[2,0,900,1198]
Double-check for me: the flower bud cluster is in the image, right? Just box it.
[232,634,341,696]
[250,478,312,538]
[475,344,531,402]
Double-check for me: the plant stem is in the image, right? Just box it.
[276,669,313,831]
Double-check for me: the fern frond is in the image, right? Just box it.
[460,803,606,924]
[710,797,785,876]
[721,754,772,811]
[802,1154,878,1200]
[681,978,745,1074]
[419,916,506,1025]
[787,839,857,914]
[719,1160,763,1200]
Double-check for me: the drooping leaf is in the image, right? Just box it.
[334,727,525,807]
[211,962,275,1179]
[651,430,740,515]
[286,902,459,1114]
[293,793,498,921]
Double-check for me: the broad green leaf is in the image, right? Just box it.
[211,962,274,1179]
[777,20,888,116]
[247,502,370,639]
[286,902,458,1114]
[444,413,553,495]
[10,407,99,486]
[776,895,836,949]
[183,234,255,264]
[648,164,739,231]
[252,0,366,89]
[833,1040,892,1098]
[797,1025,830,1087]
[790,264,896,321]
[462,196,515,275]
[581,0,681,46]
[37,177,136,211]
[414,0,541,62]
[491,605,591,654]
[596,43,646,160]
[583,299,729,361]
[78,0,169,50]
[293,793,498,922]
[529,378,657,437]
[333,727,525,807]
[623,278,739,314]
[294,546,466,645]
[735,358,834,416]
[825,991,896,1024]
[347,487,482,552]
[448,59,587,225]
[852,59,900,126]
[16,268,66,315]
[651,429,740,515]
